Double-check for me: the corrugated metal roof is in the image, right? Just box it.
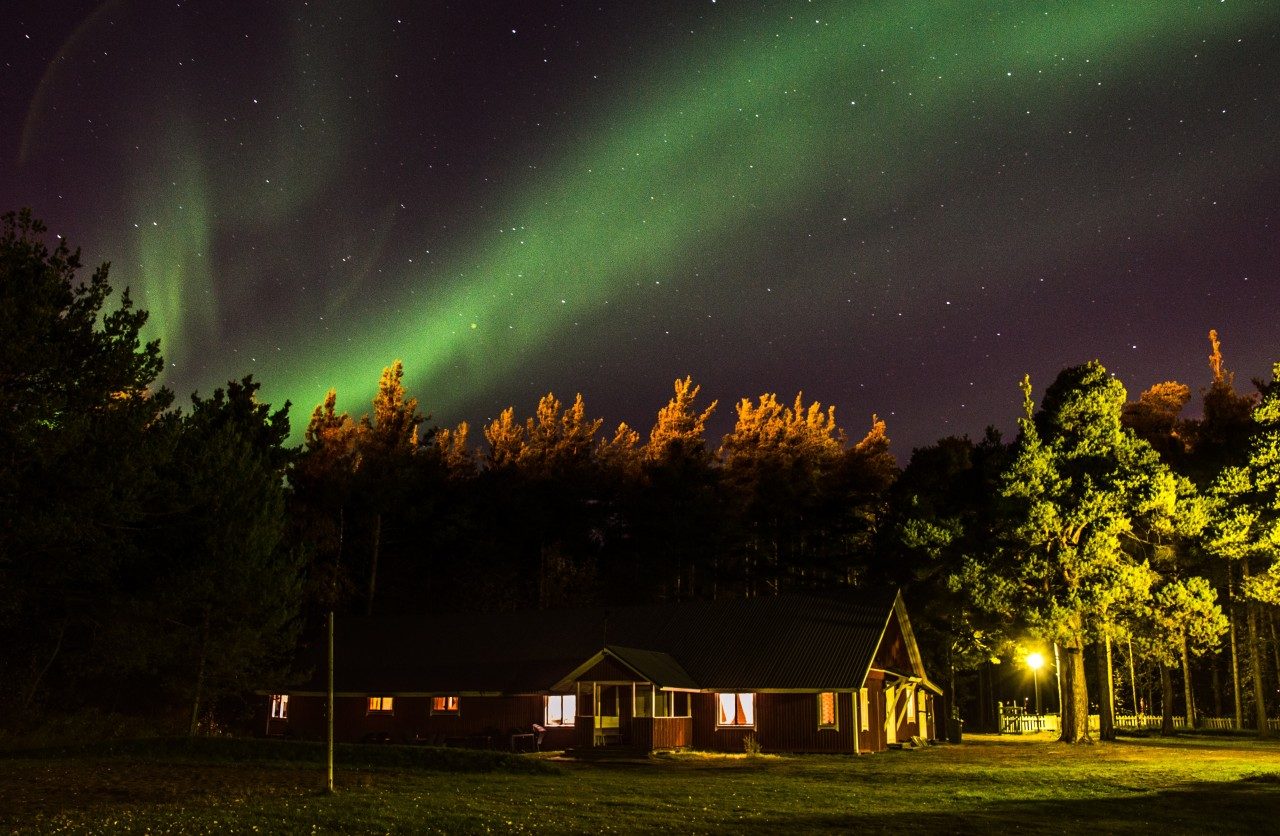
[603,646,699,690]
[293,591,906,694]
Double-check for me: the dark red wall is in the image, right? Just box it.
[278,695,575,749]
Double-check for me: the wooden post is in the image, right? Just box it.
[327,609,335,793]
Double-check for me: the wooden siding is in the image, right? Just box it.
[279,694,574,749]
[861,672,887,753]
[873,615,915,676]
[276,684,911,753]
[579,657,642,682]
[756,692,858,753]
[631,716,692,749]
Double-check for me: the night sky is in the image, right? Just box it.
[4,1,1278,456]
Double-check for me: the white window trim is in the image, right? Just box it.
[715,692,756,728]
[544,693,577,727]
[859,688,870,732]
[817,692,839,730]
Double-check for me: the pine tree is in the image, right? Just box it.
[355,361,426,615]
[983,363,1194,743]
[146,377,299,736]
[645,376,717,463]
[1204,362,1280,737]
[0,210,175,716]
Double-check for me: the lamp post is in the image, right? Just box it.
[1027,652,1045,716]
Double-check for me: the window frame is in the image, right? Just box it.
[817,691,839,730]
[367,696,394,714]
[655,690,692,719]
[270,694,289,720]
[431,695,460,715]
[544,693,577,727]
[715,692,756,729]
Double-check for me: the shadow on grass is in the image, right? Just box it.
[0,736,557,774]
[746,776,1280,834]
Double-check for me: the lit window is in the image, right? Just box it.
[431,696,460,713]
[716,693,755,727]
[817,692,838,729]
[859,689,869,732]
[545,694,577,726]
[270,694,289,719]
[907,686,917,721]
[368,696,394,713]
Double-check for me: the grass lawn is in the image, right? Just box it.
[2,733,1279,833]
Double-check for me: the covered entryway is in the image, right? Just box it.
[592,683,628,746]
[555,646,698,751]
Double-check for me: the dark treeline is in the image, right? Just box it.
[296,375,896,619]
[3,211,1279,742]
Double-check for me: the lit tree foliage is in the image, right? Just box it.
[1122,381,1191,463]
[434,420,476,476]
[645,376,717,463]
[1132,576,1227,735]
[1203,362,1280,736]
[980,362,1195,743]
[483,407,525,469]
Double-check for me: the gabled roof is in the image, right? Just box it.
[286,590,929,695]
[552,646,699,691]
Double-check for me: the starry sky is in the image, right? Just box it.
[4,1,1278,455]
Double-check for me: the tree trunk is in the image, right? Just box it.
[1097,634,1116,741]
[1180,633,1195,728]
[189,606,212,737]
[1270,612,1280,710]
[1060,635,1091,743]
[1228,571,1243,729]
[1160,664,1175,736]
[1244,559,1270,738]
[1211,658,1223,719]
[1127,639,1139,718]
[366,512,382,616]
[977,662,989,732]
[1246,602,1270,737]
[1053,642,1064,718]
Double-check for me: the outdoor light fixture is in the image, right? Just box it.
[1026,652,1044,716]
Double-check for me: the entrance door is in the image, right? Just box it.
[594,684,622,746]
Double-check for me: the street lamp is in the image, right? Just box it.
[1027,652,1044,716]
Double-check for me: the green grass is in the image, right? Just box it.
[2,733,1279,833]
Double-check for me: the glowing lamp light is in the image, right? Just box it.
[1026,652,1045,717]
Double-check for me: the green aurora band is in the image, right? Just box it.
[27,1,1278,430]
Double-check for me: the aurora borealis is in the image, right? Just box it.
[4,1,1278,452]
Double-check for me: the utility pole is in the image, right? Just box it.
[327,609,335,793]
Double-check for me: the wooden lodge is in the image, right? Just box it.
[264,591,940,755]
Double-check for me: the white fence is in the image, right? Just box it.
[1198,716,1280,732]
[1000,712,1280,734]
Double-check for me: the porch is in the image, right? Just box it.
[571,681,694,751]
